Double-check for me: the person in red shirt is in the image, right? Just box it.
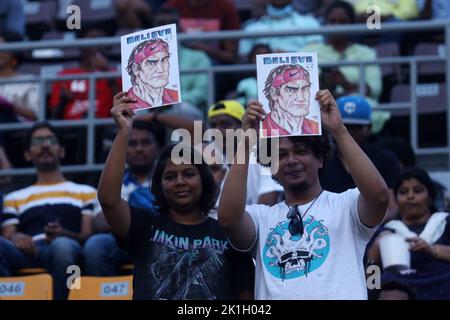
[165,0,241,64]
[49,30,120,120]
[262,64,319,137]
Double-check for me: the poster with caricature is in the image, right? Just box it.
[257,52,321,138]
[121,24,181,111]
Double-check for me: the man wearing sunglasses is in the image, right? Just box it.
[0,122,99,299]
[218,90,390,299]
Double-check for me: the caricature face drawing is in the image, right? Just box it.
[125,38,179,109]
[134,50,170,89]
[270,77,311,118]
[262,63,317,136]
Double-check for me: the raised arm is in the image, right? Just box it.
[316,90,389,227]
[135,112,201,138]
[218,101,264,250]
[97,92,136,238]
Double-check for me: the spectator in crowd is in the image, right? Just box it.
[0,122,99,300]
[97,92,255,299]
[415,0,450,42]
[378,137,416,169]
[0,31,39,122]
[320,96,401,219]
[48,29,121,164]
[348,0,420,22]
[234,44,272,107]
[48,29,120,120]
[366,167,450,299]
[379,137,448,214]
[0,0,24,38]
[85,107,202,277]
[154,8,212,109]
[207,100,283,205]
[84,120,161,276]
[418,0,450,20]
[301,1,382,108]
[218,90,390,299]
[0,135,13,189]
[293,0,335,18]
[165,0,241,65]
[116,0,153,29]
[239,0,322,57]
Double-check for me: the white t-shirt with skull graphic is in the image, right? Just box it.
[245,188,379,300]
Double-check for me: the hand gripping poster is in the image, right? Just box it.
[121,24,181,111]
[257,52,321,138]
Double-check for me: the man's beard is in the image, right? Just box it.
[34,159,59,172]
[286,181,309,193]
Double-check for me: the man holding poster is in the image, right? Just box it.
[121,24,181,111]
[258,53,321,138]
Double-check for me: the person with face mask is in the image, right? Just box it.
[301,1,382,105]
[239,0,322,56]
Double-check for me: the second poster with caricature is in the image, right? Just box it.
[121,24,181,111]
[257,52,321,138]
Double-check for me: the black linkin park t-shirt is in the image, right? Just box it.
[118,205,254,300]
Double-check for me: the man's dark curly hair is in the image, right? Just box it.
[257,132,332,177]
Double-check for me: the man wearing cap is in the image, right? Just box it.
[320,95,401,202]
[208,100,283,205]
[126,38,179,110]
[262,64,319,137]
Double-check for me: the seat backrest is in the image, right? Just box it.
[374,42,401,80]
[68,276,133,300]
[25,1,57,25]
[389,83,447,115]
[416,83,447,114]
[390,83,410,103]
[73,0,116,22]
[414,42,445,76]
[0,274,53,300]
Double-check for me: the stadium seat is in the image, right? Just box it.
[24,0,57,26]
[73,0,117,24]
[414,42,446,77]
[68,276,133,300]
[0,274,53,300]
[17,268,48,275]
[390,83,447,115]
[24,0,58,40]
[37,31,80,60]
[373,42,402,81]
[17,63,44,75]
